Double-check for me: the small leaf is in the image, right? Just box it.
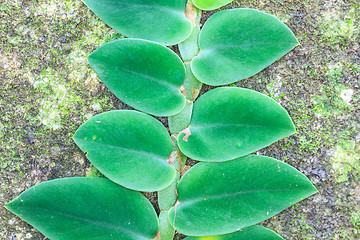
[169,155,317,236]
[158,173,180,211]
[178,87,295,162]
[192,0,233,11]
[184,225,284,240]
[179,25,201,62]
[89,39,186,117]
[159,211,175,240]
[168,101,193,134]
[6,177,159,240]
[74,110,176,192]
[83,0,192,45]
[192,9,299,85]
[182,63,203,102]
[170,135,188,173]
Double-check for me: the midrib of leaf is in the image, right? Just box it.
[83,140,169,164]
[200,41,296,53]
[109,2,186,18]
[178,188,308,207]
[115,66,182,94]
[190,122,292,132]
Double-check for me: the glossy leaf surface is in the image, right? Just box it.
[74,110,175,192]
[83,0,192,45]
[192,9,299,85]
[185,225,284,240]
[169,155,317,236]
[89,39,186,117]
[193,0,233,10]
[6,178,158,240]
[178,87,295,161]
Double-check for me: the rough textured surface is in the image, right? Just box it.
[1,0,359,239]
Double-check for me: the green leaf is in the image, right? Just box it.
[89,39,186,117]
[169,155,317,236]
[179,25,201,62]
[83,0,192,45]
[184,225,284,240]
[170,135,188,173]
[159,211,175,240]
[192,0,233,10]
[74,110,175,192]
[178,87,295,162]
[168,101,193,134]
[182,62,203,102]
[158,173,180,211]
[6,177,159,240]
[191,9,299,86]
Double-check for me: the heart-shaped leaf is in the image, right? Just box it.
[191,9,299,86]
[89,39,186,117]
[83,0,192,45]
[178,87,295,162]
[169,155,317,236]
[6,177,159,240]
[185,225,284,240]
[192,0,233,11]
[74,110,175,192]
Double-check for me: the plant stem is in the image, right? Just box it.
[159,211,176,239]
[185,0,202,26]
[182,63,202,101]
[168,101,193,134]
[179,26,201,62]
[158,137,186,240]
[179,2,203,101]
[158,3,202,239]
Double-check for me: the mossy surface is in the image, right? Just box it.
[1,0,360,239]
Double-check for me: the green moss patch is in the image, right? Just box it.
[331,140,360,183]
[313,64,354,117]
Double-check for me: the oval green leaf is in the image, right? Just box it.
[6,177,158,240]
[74,110,175,192]
[191,9,299,86]
[169,155,317,236]
[89,39,186,117]
[83,0,192,45]
[178,87,295,162]
[185,225,284,240]
[192,0,233,11]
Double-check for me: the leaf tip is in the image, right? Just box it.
[4,200,16,212]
